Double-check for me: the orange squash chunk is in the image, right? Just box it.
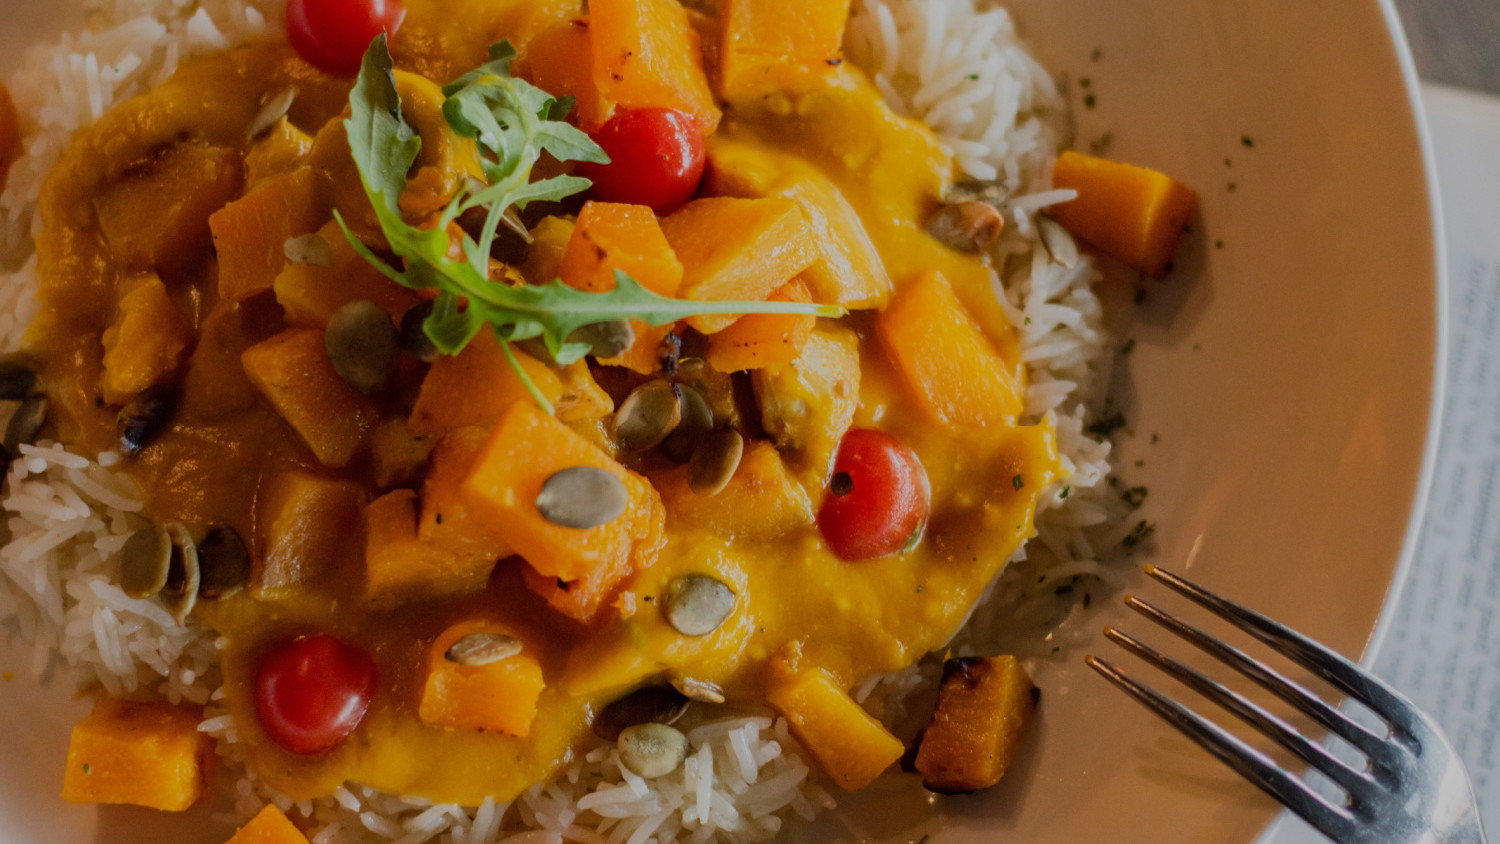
[408,331,564,438]
[95,143,244,276]
[720,0,852,99]
[99,274,193,405]
[0,83,19,193]
[255,469,367,597]
[241,329,378,467]
[460,402,665,584]
[419,427,515,564]
[61,696,214,811]
[1049,150,1198,278]
[561,201,683,295]
[705,278,816,371]
[875,271,1023,427]
[210,167,327,302]
[661,197,819,333]
[656,439,813,539]
[767,668,903,791]
[521,215,576,285]
[274,222,420,328]
[518,18,613,130]
[419,619,546,736]
[364,490,496,608]
[590,0,721,134]
[915,656,1037,793]
[245,118,314,188]
[225,805,311,844]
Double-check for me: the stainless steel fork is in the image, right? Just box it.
[1086,565,1487,844]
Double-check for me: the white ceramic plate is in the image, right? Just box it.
[0,0,1442,841]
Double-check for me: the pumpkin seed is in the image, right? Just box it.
[283,233,334,268]
[593,685,690,741]
[1036,214,1081,269]
[613,380,682,452]
[117,385,177,455]
[399,300,439,363]
[160,522,201,626]
[943,178,1009,206]
[247,87,297,140]
[658,385,713,464]
[536,466,629,529]
[445,633,523,666]
[119,525,172,599]
[4,393,47,453]
[326,300,398,395]
[664,574,736,637]
[568,320,635,360]
[688,429,743,496]
[927,201,1004,253]
[668,672,726,704]
[0,357,37,401]
[617,722,690,779]
[197,525,249,600]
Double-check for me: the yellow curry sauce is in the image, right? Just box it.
[29,0,1058,805]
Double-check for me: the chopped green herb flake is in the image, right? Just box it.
[1091,48,1102,61]
[1084,93,1097,109]
[1012,474,1025,491]
[82,763,92,775]
[1086,412,1126,438]
[1079,77,1092,88]
[1121,338,1136,355]
[1121,486,1148,509]
[1215,239,1225,249]
[1150,432,1159,444]
[966,73,980,81]
[1123,520,1157,549]
[1227,182,1238,193]
[1241,135,1255,148]
[1059,485,1071,500]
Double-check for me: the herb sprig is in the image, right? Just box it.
[338,37,841,411]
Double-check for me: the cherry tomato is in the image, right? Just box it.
[817,429,931,561]
[254,634,377,755]
[577,108,706,214]
[287,0,407,77]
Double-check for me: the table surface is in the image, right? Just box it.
[1394,0,1500,93]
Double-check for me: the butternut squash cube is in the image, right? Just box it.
[364,490,496,608]
[255,469,366,597]
[590,0,721,134]
[241,328,379,467]
[210,167,327,301]
[555,359,616,423]
[561,201,683,296]
[420,426,515,563]
[656,439,813,539]
[705,278,816,371]
[224,805,311,844]
[720,0,852,99]
[419,620,546,736]
[753,323,861,483]
[660,197,819,333]
[767,668,903,791]
[408,331,564,438]
[95,143,244,276]
[1049,150,1198,278]
[369,417,436,489]
[459,402,665,584]
[274,222,421,329]
[875,271,1023,427]
[518,18,613,130]
[915,656,1038,794]
[521,215,577,286]
[99,274,193,405]
[61,696,214,811]
[245,117,314,188]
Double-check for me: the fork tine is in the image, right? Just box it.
[1145,565,1418,733]
[1104,626,1378,798]
[1125,594,1392,763]
[1087,655,1353,839]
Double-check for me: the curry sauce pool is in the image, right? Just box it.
[0,0,1197,840]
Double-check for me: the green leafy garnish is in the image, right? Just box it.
[338,36,842,412]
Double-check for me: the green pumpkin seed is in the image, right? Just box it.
[688,429,743,496]
[4,393,47,453]
[593,685,690,741]
[1036,214,1081,269]
[943,178,1009,206]
[196,526,249,600]
[664,574,736,637]
[117,385,177,455]
[326,301,398,395]
[617,722,690,778]
[536,466,629,529]
[160,522,201,626]
[613,380,682,452]
[119,525,172,599]
[0,357,37,401]
[928,201,1004,253]
[659,385,713,464]
[668,672,726,704]
[445,633,523,666]
[568,320,636,360]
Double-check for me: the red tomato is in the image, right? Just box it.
[817,429,931,561]
[254,634,377,755]
[287,0,407,77]
[577,108,706,214]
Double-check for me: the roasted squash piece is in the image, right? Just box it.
[420,427,515,564]
[915,656,1038,794]
[274,222,421,328]
[1049,150,1198,278]
[363,490,495,608]
[241,328,378,467]
[705,278,816,371]
[224,805,311,844]
[517,18,613,130]
[369,417,435,489]
[408,331,564,438]
[245,117,314,188]
[590,0,720,134]
[875,271,1023,427]
[753,323,860,483]
[96,143,244,276]
[521,215,576,285]
[661,196,819,333]
[561,201,683,295]
[655,439,813,539]
[255,469,366,597]
[99,274,193,405]
[61,696,214,811]
[211,167,326,302]
[419,619,547,736]
[767,668,903,791]
[555,359,615,423]
[720,0,852,99]
[0,83,19,193]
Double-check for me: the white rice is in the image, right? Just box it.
[0,0,1129,840]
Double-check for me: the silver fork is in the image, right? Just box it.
[1086,565,1487,844]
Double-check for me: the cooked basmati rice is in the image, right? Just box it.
[0,0,1128,840]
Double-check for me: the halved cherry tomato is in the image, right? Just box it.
[287,0,407,77]
[254,634,377,755]
[577,108,705,214]
[817,429,931,561]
